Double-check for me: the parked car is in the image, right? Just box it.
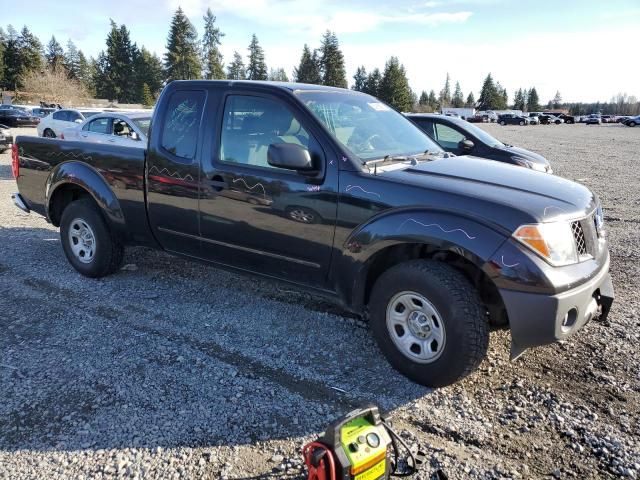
[585,115,602,125]
[497,113,530,125]
[62,112,151,147]
[37,109,102,138]
[543,112,576,124]
[11,80,614,388]
[0,108,40,127]
[600,115,614,123]
[0,123,13,152]
[526,114,540,125]
[407,113,551,172]
[623,115,639,127]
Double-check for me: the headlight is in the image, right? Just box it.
[513,222,578,266]
[512,157,548,173]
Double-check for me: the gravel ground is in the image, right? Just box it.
[0,123,638,480]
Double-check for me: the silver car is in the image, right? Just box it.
[62,112,151,147]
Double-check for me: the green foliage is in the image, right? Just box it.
[141,83,154,106]
[2,26,23,90]
[513,88,526,111]
[550,90,562,109]
[19,27,43,74]
[363,68,381,97]
[0,27,5,88]
[465,91,475,108]
[352,66,367,91]
[418,90,429,106]
[452,81,464,108]
[379,56,412,111]
[428,90,437,109]
[94,21,138,102]
[293,44,321,84]
[78,52,95,96]
[202,8,225,79]
[319,31,346,88]
[246,34,267,80]
[227,51,246,80]
[268,67,288,82]
[478,73,507,110]
[164,7,202,81]
[526,87,539,111]
[64,40,81,79]
[45,36,65,71]
[134,47,164,101]
[439,73,451,107]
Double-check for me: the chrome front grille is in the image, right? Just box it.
[571,212,600,260]
[571,221,588,256]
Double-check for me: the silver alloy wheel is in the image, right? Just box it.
[289,208,314,223]
[68,218,96,264]
[386,291,446,363]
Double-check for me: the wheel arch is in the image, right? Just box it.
[335,209,510,328]
[46,161,126,238]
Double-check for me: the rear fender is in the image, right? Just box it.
[46,161,126,235]
[335,209,509,310]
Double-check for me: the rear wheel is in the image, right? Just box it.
[60,198,124,278]
[43,129,56,138]
[369,260,489,387]
[500,121,506,126]
[519,120,524,126]
[629,121,637,127]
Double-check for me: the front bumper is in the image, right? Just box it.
[500,254,614,359]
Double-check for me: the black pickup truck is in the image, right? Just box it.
[11,80,614,387]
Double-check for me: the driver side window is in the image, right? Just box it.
[220,95,314,170]
[434,124,465,150]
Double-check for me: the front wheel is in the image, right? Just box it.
[369,260,489,387]
[60,198,124,278]
[43,129,56,138]
[629,122,637,127]
[519,121,524,126]
[500,121,506,126]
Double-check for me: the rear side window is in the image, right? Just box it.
[87,117,110,134]
[161,90,205,161]
[68,111,83,122]
[53,111,68,121]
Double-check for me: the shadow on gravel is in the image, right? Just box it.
[0,163,12,180]
[0,227,430,454]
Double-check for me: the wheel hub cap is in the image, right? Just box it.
[386,291,446,363]
[68,218,96,264]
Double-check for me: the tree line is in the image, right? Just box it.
[1,10,638,114]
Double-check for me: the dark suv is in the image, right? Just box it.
[497,114,530,126]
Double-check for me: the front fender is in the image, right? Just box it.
[334,208,509,311]
[46,161,126,234]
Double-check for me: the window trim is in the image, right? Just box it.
[159,89,208,165]
[85,117,112,135]
[215,92,325,176]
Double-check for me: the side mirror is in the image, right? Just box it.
[267,143,314,171]
[459,139,474,152]
[130,131,139,141]
[74,119,83,124]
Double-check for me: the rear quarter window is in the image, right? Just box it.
[161,90,205,162]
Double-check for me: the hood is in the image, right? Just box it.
[499,145,549,166]
[380,156,596,230]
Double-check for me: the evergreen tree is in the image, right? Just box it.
[465,92,475,107]
[45,36,65,71]
[527,87,539,111]
[0,28,6,88]
[439,73,451,107]
[246,34,267,80]
[551,90,562,109]
[227,51,246,80]
[134,47,164,101]
[452,81,464,108]
[363,68,381,97]
[268,67,289,82]
[513,88,526,111]
[496,82,508,108]
[19,27,43,75]
[141,83,154,106]
[428,89,437,109]
[202,8,225,79]
[352,66,367,91]
[379,56,412,111]
[77,52,95,96]
[319,31,347,88]
[64,40,81,79]
[165,7,202,81]
[293,44,321,84]
[419,90,429,106]
[478,73,508,110]
[2,26,22,90]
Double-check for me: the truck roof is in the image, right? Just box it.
[169,79,363,94]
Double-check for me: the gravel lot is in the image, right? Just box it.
[1,123,638,479]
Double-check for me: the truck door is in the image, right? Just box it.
[146,88,206,257]
[198,92,339,287]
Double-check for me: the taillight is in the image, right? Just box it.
[11,143,19,179]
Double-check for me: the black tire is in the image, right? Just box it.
[369,260,489,387]
[43,129,56,138]
[519,121,524,126]
[500,121,506,126]
[629,122,637,127]
[60,198,124,278]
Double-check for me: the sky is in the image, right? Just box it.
[3,0,640,103]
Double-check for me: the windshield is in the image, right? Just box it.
[81,111,100,118]
[461,120,504,147]
[132,117,151,137]
[296,91,442,161]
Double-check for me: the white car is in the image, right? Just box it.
[61,112,150,147]
[37,109,102,138]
